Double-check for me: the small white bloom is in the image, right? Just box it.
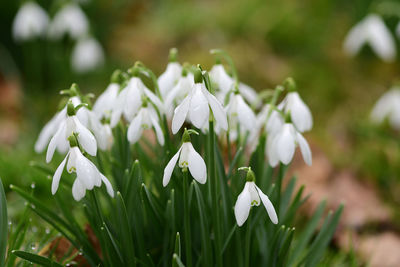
[234,181,278,226]
[163,142,207,187]
[269,123,312,167]
[111,77,163,127]
[87,111,113,150]
[238,82,261,108]
[282,92,313,132]
[171,82,228,134]
[46,113,97,163]
[48,3,89,40]
[52,146,114,201]
[93,83,119,120]
[226,93,257,133]
[158,62,182,98]
[127,106,164,145]
[343,14,396,62]
[371,88,400,130]
[164,73,194,119]
[71,37,104,73]
[209,64,234,93]
[12,2,49,42]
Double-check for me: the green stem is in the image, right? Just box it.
[276,163,287,216]
[244,213,251,267]
[182,170,192,267]
[209,120,223,267]
[226,131,231,163]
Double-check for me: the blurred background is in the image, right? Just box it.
[1,0,400,265]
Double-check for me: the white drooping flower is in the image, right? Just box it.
[158,62,182,98]
[12,2,49,42]
[370,88,400,130]
[46,103,97,163]
[343,14,396,62]
[93,83,119,120]
[268,123,312,167]
[87,111,113,151]
[282,91,313,132]
[71,37,104,73]
[110,76,163,127]
[225,92,257,140]
[127,104,164,145]
[35,96,88,153]
[164,72,194,119]
[47,3,89,40]
[234,180,278,227]
[171,75,228,134]
[163,139,207,187]
[52,146,114,201]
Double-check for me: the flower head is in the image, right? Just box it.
[158,62,182,98]
[71,37,104,73]
[371,87,400,130]
[234,168,278,226]
[93,83,120,120]
[343,14,396,62]
[163,129,206,186]
[12,2,49,42]
[225,92,257,136]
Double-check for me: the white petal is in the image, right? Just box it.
[46,121,66,163]
[234,182,252,227]
[255,185,278,224]
[35,109,66,153]
[276,124,296,165]
[127,111,143,144]
[72,178,86,201]
[124,82,142,121]
[201,86,228,131]
[248,182,261,206]
[144,88,164,113]
[187,143,207,184]
[149,112,165,145]
[100,174,114,198]
[236,95,256,131]
[74,117,97,156]
[296,132,312,166]
[266,134,279,167]
[188,85,209,129]
[286,92,313,132]
[366,15,396,62]
[172,94,191,134]
[163,147,182,187]
[52,153,69,195]
[75,151,97,190]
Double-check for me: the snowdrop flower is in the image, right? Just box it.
[35,96,88,153]
[234,168,278,226]
[209,64,234,94]
[48,3,89,40]
[171,69,228,134]
[371,87,400,130]
[93,83,119,120]
[52,140,114,201]
[46,101,97,163]
[71,37,104,73]
[226,92,256,133]
[127,100,164,145]
[111,73,163,127]
[343,14,396,62]
[238,82,261,108]
[12,2,49,42]
[87,111,113,150]
[281,79,313,132]
[269,122,312,167]
[158,49,182,98]
[163,129,206,186]
[164,71,194,119]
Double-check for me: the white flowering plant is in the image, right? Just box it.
[1,49,342,266]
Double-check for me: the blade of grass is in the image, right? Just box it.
[12,250,63,267]
[0,179,7,267]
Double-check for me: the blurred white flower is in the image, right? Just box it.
[172,81,228,134]
[163,141,206,187]
[127,105,164,145]
[164,73,194,119]
[158,62,182,98]
[269,123,312,167]
[110,77,163,127]
[12,2,49,42]
[234,181,277,226]
[93,83,119,120]
[225,93,256,140]
[282,92,313,132]
[71,37,104,73]
[52,146,114,201]
[209,64,234,94]
[48,3,89,40]
[46,102,97,163]
[371,88,400,130]
[343,14,396,62]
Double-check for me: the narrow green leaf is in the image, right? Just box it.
[175,232,181,258]
[141,184,163,223]
[172,253,186,267]
[0,179,7,267]
[12,250,63,267]
[221,224,237,255]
